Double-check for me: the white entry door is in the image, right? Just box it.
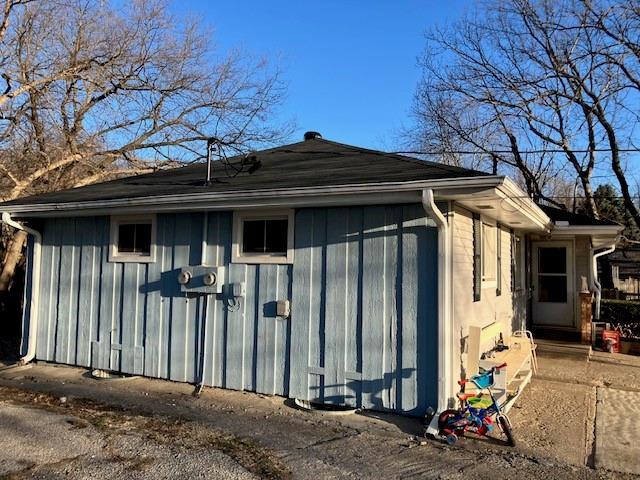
[532,241,575,327]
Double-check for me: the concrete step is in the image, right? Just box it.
[535,339,592,360]
[532,326,582,343]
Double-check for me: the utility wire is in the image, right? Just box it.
[391,148,640,155]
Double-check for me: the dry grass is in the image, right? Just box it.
[0,385,290,479]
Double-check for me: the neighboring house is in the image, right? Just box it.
[0,134,622,420]
[603,246,640,300]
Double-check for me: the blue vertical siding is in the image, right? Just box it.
[28,203,438,414]
[34,212,291,396]
[290,205,439,415]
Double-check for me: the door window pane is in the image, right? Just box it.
[538,275,568,302]
[539,247,566,274]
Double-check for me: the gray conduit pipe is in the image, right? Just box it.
[421,189,452,436]
[1,213,42,365]
[194,211,209,397]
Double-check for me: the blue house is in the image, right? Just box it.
[0,133,621,420]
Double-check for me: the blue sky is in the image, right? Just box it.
[172,1,470,150]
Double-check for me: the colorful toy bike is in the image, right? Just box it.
[437,363,515,447]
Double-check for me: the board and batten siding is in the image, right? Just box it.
[290,205,439,415]
[25,204,438,415]
[32,213,291,396]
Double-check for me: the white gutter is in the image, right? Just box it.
[591,243,617,320]
[1,213,41,364]
[421,189,452,436]
[1,176,508,215]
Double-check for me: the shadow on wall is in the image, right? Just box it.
[292,205,440,417]
[308,368,417,410]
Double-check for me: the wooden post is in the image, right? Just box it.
[579,291,593,345]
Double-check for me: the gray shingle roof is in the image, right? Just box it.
[539,205,620,226]
[1,138,490,207]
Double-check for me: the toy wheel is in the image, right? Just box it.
[445,433,458,445]
[437,409,459,431]
[498,415,516,447]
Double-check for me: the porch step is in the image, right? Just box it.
[532,326,582,343]
[535,339,592,360]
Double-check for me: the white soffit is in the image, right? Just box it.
[452,188,550,231]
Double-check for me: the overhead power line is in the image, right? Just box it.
[392,148,640,156]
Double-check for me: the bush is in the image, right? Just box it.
[600,299,640,324]
[600,299,640,340]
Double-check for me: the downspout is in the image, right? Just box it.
[421,189,452,435]
[591,243,617,321]
[1,212,42,365]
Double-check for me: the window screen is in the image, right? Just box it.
[242,219,288,255]
[117,223,152,255]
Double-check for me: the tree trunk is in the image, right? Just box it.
[0,230,27,292]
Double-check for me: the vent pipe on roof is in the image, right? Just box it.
[303,131,322,141]
[205,137,215,185]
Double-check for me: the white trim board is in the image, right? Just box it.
[231,209,295,265]
[108,214,157,264]
[2,176,552,232]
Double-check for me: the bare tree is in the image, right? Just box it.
[0,0,289,201]
[0,0,289,293]
[411,0,640,223]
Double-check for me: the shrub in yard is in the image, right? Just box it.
[600,299,640,339]
[601,299,640,323]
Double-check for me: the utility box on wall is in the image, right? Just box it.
[177,265,225,294]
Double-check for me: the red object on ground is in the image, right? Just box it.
[602,330,621,353]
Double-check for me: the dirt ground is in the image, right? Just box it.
[0,352,638,480]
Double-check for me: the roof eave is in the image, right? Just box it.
[551,225,624,236]
[1,176,505,217]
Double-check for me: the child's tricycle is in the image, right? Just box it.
[437,363,515,446]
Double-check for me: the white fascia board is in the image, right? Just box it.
[498,178,552,231]
[3,176,506,217]
[551,225,624,236]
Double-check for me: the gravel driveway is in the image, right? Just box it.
[0,401,257,479]
[0,357,638,479]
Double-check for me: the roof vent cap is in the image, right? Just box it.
[303,131,322,141]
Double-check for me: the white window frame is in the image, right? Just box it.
[232,209,294,264]
[109,214,157,263]
[481,218,497,288]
